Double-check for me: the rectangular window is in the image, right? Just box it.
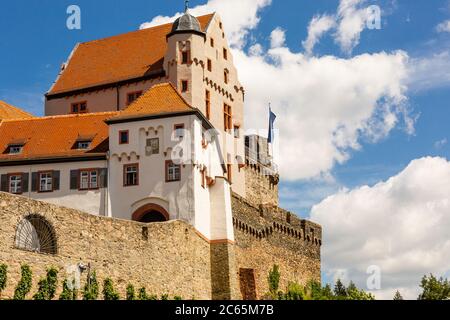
[79,169,98,190]
[39,172,53,192]
[71,102,88,114]
[201,169,206,189]
[207,59,212,72]
[210,38,215,47]
[181,80,189,93]
[166,161,181,182]
[234,125,240,139]
[127,91,142,105]
[146,138,159,155]
[224,104,232,131]
[223,48,228,60]
[224,70,229,84]
[124,164,139,187]
[174,124,185,140]
[9,174,22,194]
[205,90,211,120]
[119,130,129,145]
[181,51,189,64]
[8,145,23,154]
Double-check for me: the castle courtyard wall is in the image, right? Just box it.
[0,192,213,300]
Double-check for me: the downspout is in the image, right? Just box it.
[116,85,120,111]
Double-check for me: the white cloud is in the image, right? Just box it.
[140,0,414,182]
[436,20,450,33]
[235,47,412,180]
[335,0,370,54]
[407,51,450,92]
[302,14,336,55]
[270,27,286,48]
[311,157,450,299]
[140,0,271,48]
[434,138,448,149]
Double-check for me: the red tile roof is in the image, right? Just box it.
[111,83,193,120]
[0,101,34,121]
[48,14,214,95]
[0,112,117,162]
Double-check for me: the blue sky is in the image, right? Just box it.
[1,0,450,298]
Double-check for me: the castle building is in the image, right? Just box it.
[0,10,321,300]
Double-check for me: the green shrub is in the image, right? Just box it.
[126,284,135,301]
[174,295,183,300]
[268,265,280,297]
[138,287,149,300]
[13,265,32,300]
[34,267,59,300]
[83,271,99,300]
[102,278,120,300]
[0,264,7,298]
[161,294,169,300]
[60,279,77,300]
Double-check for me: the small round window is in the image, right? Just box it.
[15,214,57,255]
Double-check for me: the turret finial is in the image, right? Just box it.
[184,0,189,13]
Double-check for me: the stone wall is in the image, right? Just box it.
[0,191,322,300]
[0,192,213,300]
[231,194,321,299]
[245,165,279,207]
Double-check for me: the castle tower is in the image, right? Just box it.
[165,9,207,109]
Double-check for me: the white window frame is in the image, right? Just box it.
[9,175,22,194]
[39,172,53,192]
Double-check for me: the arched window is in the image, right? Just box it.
[15,214,58,255]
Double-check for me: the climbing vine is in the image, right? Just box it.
[33,268,58,300]
[0,264,7,298]
[82,271,99,300]
[126,284,135,300]
[59,279,78,300]
[102,278,120,300]
[13,265,33,300]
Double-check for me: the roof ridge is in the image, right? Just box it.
[1,111,118,123]
[80,13,214,46]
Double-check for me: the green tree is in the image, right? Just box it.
[126,284,135,301]
[0,264,7,299]
[321,284,334,300]
[418,274,450,300]
[334,279,347,299]
[83,271,99,300]
[103,278,120,300]
[393,290,403,300]
[268,265,281,297]
[13,265,32,300]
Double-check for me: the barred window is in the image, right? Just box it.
[15,214,57,255]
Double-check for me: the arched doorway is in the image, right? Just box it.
[132,204,170,223]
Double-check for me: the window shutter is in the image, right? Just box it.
[0,174,8,192]
[22,173,29,193]
[31,172,38,192]
[53,171,60,191]
[70,170,79,190]
[99,168,108,188]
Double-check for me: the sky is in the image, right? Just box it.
[1,0,450,300]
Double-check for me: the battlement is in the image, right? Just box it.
[244,135,280,207]
[231,193,321,256]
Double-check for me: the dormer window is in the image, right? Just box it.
[77,141,91,150]
[8,145,23,155]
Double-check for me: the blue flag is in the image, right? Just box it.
[268,107,277,144]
